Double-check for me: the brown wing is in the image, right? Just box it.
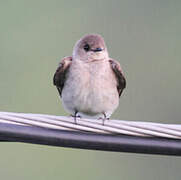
[109,59,126,97]
[53,56,72,97]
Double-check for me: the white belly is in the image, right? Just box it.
[62,59,119,118]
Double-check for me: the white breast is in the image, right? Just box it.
[62,59,119,118]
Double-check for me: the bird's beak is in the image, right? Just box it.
[92,47,103,52]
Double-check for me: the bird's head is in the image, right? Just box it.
[73,34,109,62]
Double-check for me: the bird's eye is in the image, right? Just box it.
[83,44,90,51]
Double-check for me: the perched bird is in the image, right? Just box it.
[53,34,126,124]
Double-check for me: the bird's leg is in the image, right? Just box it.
[99,113,109,125]
[71,111,81,124]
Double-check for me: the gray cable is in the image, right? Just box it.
[0,111,181,139]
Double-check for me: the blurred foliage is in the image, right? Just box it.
[0,0,181,179]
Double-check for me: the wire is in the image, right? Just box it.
[1,111,181,138]
[0,111,181,156]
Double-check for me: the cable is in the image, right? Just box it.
[0,111,181,138]
[0,111,181,156]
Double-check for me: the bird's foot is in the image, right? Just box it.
[71,111,81,124]
[99,113,109,125]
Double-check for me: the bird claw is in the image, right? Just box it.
[99,114,109,125]
[71,112,81,124]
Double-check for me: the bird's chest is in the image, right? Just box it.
[62,60,118,115]
[67,61,115,102]
[69,61,112,95]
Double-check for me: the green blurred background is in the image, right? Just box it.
[0,0,181,179]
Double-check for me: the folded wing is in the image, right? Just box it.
[109,59,126,97]
[53,56,72,97]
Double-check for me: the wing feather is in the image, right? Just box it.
[109,59,126,97]
[53,56,72,97]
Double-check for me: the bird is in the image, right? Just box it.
[53,34,126,124]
